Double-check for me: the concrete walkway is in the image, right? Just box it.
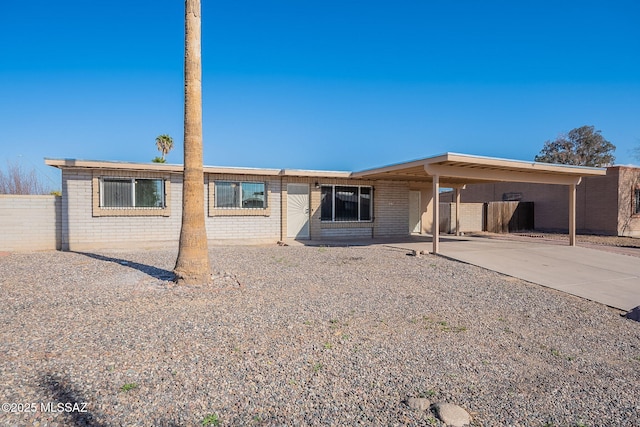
[294,235,640,312]
[435,236,640,312]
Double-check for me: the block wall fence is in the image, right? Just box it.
[0,195,61,251]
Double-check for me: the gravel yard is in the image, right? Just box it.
[1,245,639,426]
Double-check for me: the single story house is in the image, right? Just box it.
[442,165,640,237]
[43,153,607,253]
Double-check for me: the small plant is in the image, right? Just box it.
[323,342,333,350]
[438,321,467,332]
[303,320,312,325]
[312,362,323,372]
[551,349,561,357]
[120,382,138,392]
[202,413,220,426]
[418,389,436,398]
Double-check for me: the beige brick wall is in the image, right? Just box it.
[61,169,283,250]
[10,169,441,250]
[61,169,182,250]
[0,195,61,251]
[373,181,410,238]
[206,177,281,243]
[439,202,484,233]
[303,177,379,240]
[277,178,412,240]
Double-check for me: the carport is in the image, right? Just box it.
[352,153,607,254]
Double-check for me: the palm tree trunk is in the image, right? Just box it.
[174,0,210,284]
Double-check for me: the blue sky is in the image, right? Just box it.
[1,1,639,188]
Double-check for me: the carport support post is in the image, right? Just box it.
[569,183,576,246]
[432,175,440,254]
[454,187,461,236]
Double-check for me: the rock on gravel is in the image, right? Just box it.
[432,402,472,426]
[406,397,431,411]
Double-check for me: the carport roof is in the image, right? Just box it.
[352,152,607,186]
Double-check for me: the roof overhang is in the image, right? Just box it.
[46,153,607,185]
[352,152,607,186]
[44,158,351,178]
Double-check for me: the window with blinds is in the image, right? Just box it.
[101,178,165,208]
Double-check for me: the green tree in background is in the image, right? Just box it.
[153,134,174,163]
[535,125,615,167]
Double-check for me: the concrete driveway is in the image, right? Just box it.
[434,236,640,312]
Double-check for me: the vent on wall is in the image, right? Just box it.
[502,192,523,201]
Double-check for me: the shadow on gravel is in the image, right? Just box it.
[625,306,640,322]
[74,252,175,281]
[40,373,106,427]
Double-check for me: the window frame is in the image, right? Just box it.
[99,176,167,209]
[213,180,268,210]
[208,178,271,217]
[99,177,166,209]
[634,188,640,216]
[92,173,171,217]
[320,184,373,222]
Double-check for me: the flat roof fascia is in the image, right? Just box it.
[351,158,431,178]
[44,158,353,179]
[280,169,352,178]
[45,158,182,173]
[45,158,283,176]
[429,153,607,176]
[353,152,607,179]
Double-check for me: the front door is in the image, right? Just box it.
[409,190,422,234]
[287,184,310,239]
